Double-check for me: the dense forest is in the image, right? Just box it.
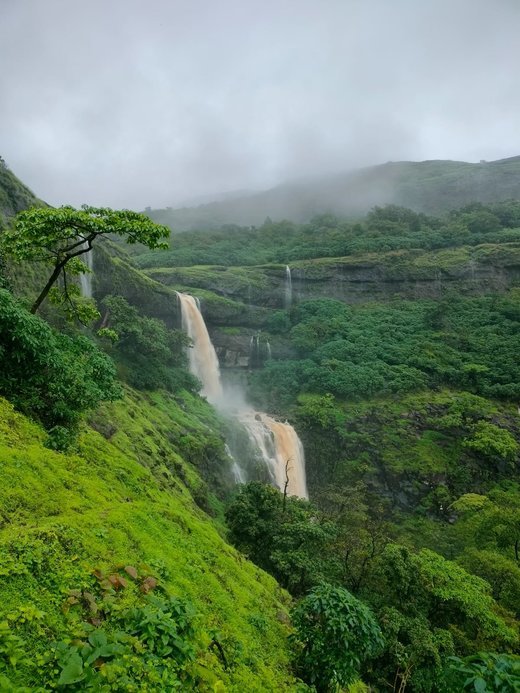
[0,156,519,691]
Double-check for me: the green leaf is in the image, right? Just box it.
[57,651,85,686]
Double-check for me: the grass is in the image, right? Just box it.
[0,392,298,691]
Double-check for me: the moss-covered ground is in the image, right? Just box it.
[0,392,298,691]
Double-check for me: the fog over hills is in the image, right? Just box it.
[147,155,520,231]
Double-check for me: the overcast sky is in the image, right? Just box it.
[1,0,519,209]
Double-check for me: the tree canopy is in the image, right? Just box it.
[0,205,169,313]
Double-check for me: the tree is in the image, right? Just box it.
[225,482,339,594]
[290,583,383,692]
[0,205,169,314]
[364,544,518,692]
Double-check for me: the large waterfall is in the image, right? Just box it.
[177,292,307,498]
[79,245,93,298]
[176,292,223,403]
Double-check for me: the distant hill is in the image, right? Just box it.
[147,156,520,231]
[0,157,43,224]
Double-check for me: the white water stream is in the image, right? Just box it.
[285,265,292,308]
[79,244,93,298]
[176,292,307,498]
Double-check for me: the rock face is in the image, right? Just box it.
[154,245,520,368]
[289,249,520,304]
[147,245,520,312]
[98,241,520,369]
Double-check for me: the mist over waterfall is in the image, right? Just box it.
[176,292,223,403]
[79,245,93,298]
[178,292,307,498]
[284,265,292,309]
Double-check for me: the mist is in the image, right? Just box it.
[1,0,519,209]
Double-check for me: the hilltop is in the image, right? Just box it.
[0,157,44,224]
[146,155,520,231]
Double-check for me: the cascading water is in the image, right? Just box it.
[79,244,93,298]
[238,411,307,498]
[176,292,223,403]
[284,265,292,308]
[177,292,308,498]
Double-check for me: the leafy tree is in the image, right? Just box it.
[463,421,518,465]
[0,205,169,314]
[290,583,383,692]
[225,482,339,594]
[452,489,520,563]
[364,545,518,692]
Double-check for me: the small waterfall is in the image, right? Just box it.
[176,292,223,403]
[177,291,307,498]
[79,243,93,298]
[239,411,308,499]
[284,265,292,309]
[249,332,271,367]
[226,444,245,483]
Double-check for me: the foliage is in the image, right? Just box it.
[452,487,520,563]
[0,394,297,690]
[290,583,383,692]
[463,421,518,463]
[134,201,520,268]
[99,294,198,393]
[225,482,340,595]
[251,293,520,408]
[364,544,518,692]
[444,652,520,692]
[0,288,121,445]
[0,205,169,313]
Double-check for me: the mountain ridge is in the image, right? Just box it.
[146,155,520,231]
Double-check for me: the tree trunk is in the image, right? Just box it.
[31,261,66,313]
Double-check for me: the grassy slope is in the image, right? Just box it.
[0,162,43,223]
[0,392,297,691]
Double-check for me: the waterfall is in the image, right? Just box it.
[79,244,93,298]
[177,292,308,498]
[226,444,245,483]
[284,265,292,308]
[176,292,223,403]
[249,333,260,367]
[239,411,308,499]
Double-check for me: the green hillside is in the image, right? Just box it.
[0,158,43,224]
[0,392,296,691]
[0,162,519,691]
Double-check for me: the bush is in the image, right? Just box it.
[0,289,121,445]
[290,583,383,692]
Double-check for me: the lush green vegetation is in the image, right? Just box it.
[0,395,297,691]
[0,157,43,225]
[0,205,169,314]
[98,294,198,394]
[1,160,519,691]
[135,201,520,268]
[225,482,519,692]
[0,288,121,449]
[250,292,520,408]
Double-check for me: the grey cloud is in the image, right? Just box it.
[1,0,519,209]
